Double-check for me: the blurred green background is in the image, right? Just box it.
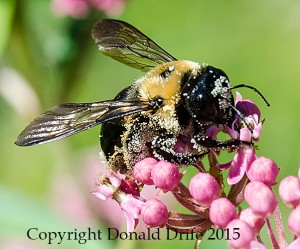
[1,0,300,248]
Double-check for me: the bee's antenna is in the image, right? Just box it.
[230,84,270,107]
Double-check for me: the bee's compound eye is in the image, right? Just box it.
[151,96,164,110]
[156,97,164,106]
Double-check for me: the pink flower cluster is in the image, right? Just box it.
[51,0,125,19]
[92,162,176,232]
[187,156,280,249]
[92,93,300,248]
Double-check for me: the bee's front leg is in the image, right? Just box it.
[192,135,253,152]
[151,134,207,165]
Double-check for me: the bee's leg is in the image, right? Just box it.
[151,134,208,165]
[193,135,252,151]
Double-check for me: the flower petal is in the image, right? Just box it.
[228,148,256,185]
[226,125,239,140]
[236,100,261,119]
[240,127,252,142]
[109,172,122,187]
[253,122,262,140]
[120,195,144,232]
[235,92,243,104]
[217,160,232,170]
[121,206,138,232]
[92,185,113,200]
[205,125,219,140]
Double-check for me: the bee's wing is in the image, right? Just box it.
[92,19,177,72]
[15,99,154,146]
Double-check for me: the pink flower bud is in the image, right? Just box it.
[226,219,255,249]
[133,157,158,185]
[189,173,219,206]
[288,205,300,237]
[239,208,265,234]
[247,156,279,186]
[141,198,168,227]
[244,181,277,217]
[209,198,237,228]
[279,176,300,208]
[151,161,180,192]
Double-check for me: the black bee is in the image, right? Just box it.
[15,19,269,172]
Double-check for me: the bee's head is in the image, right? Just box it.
[181,65,235,126]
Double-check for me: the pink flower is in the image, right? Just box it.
[141,198,169,227]
[119,194,144,232]
[279,176,300,208]
[235,92,261,117]
[92,172,121,200]
[51,0,125,19]
[209,198,237,228]
[92,171,144,232]
[226,219,255,249]
[226,92,263,141]
[189,173,219,206]
[247,156,279,186]
[218,93,264,185]
[235,92,262,140]
[133,157,158,185]
[151,161,181,192]
[218,147,256,185]
[239,208,265,234]
[244,181,277,218]
[288,205,300,237]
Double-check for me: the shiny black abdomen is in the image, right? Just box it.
[100,84,138,161]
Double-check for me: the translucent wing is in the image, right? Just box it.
[92,19,177,72]
[15,99,154,146]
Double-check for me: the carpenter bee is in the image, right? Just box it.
[15,19,269,172]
